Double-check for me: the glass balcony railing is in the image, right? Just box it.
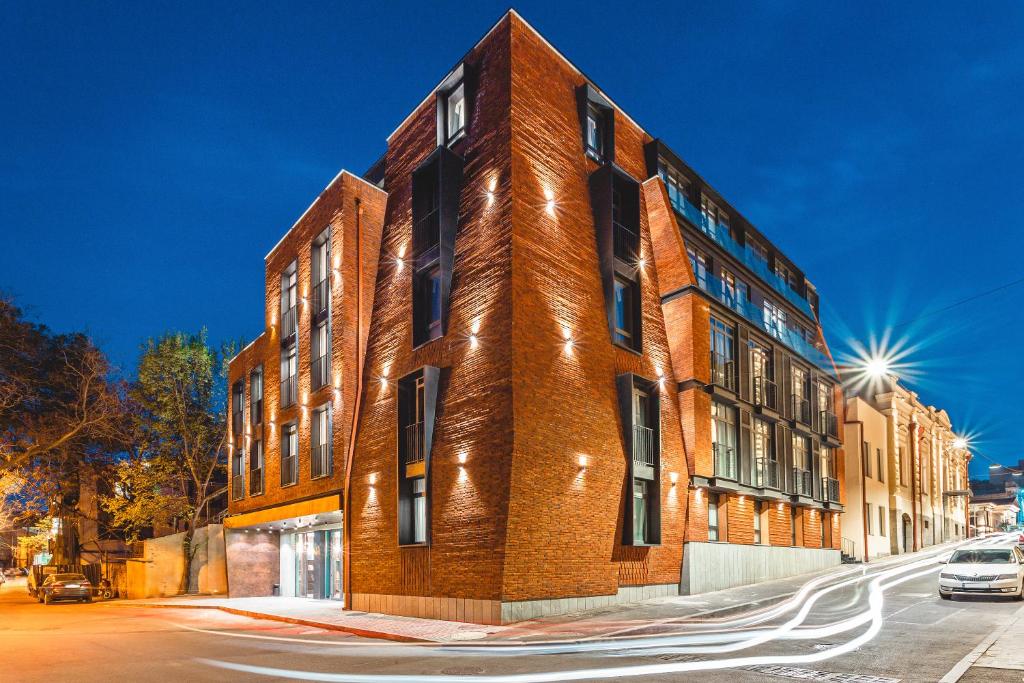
[667,191,817,319]
[699,270,835,374]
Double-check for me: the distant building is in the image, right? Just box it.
[843,378,970,560]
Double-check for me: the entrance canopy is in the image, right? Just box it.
[224,493,342,531]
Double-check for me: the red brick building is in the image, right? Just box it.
[223,10,846,623]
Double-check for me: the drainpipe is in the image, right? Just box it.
[342,198,364,610]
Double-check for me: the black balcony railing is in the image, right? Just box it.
[822,476,840,503]
[613,221,639,262]
[232,412,243,440]
[249,465,264,496]
[280,375,297,408]
[791,395,811,424]
[250,398,263,426]
[405,422,425,465]
[281,306,297,339]
[311,443,332,478]
[312,353,330,390]
[792,467,813,496]
[231,472,245,501]
[753,376,777,410]
[633,425,656,468]
[755,457,780,489]
[281,454,297,486]
[713,443,738,480]
[819,410,838,438]
[711,353,735,391]
[313,278,330,317]
[413,208,440,253]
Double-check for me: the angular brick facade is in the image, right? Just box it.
[225,10,847,623]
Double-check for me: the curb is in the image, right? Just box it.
[110,602,430,643]
[939,602,1024,682]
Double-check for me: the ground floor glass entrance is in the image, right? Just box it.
[291,529,342,600]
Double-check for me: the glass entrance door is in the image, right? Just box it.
[292,529,343,600]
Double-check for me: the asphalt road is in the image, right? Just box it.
[2,545,1021,683]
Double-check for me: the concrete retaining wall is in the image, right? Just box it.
[680,542,840,594]
[125,524,227,599]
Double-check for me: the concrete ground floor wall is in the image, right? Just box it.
[680,541,840,595]
[351,584,679,625]
[125,524,227,599]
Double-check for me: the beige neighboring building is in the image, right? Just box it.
[970,493,1019,535]
[843,378,971,561]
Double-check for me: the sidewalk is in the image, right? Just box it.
[111,563,849,644]
[941,602,1024,683]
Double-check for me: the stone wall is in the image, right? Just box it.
[680,541,840,594]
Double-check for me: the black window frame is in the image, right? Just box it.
[617,373,661,546]
[249,435,264,496]
[249,366,263,426]
[311,227,331,319]
[576,83,615,163]
[435,62,475,148]
[281,422,298,487]
[708,493,720,542]
[397,366,441,546]
[311,403,333,479]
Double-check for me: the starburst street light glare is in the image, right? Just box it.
[865,357,891,378]
[953,437,968,450]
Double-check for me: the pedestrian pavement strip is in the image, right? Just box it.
[742,665,900,683]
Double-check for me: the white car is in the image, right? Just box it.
[939,545,1024,600]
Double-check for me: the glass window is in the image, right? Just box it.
[446,83,465,141]
[687,245,709,289]
[708,493,720,542]
[280,262,298,337]
[791,506,798,545]
[249,438,264,495]
[312,404,332,478]
[709,316,734,389]
[753,501,762,544]
[657,158,688,213]
[250,367,263,425]
[586,103,604,158]
[614,277,636,346]
[633,480,649,544]
[763,299,786,339]
[412,477,427,544]
[748,238,769,265]
[877,448,884,483]
[721,268,749,306]
[280,344,298,407]
[700,195,728,240]
[711,402,737,479]
[879,507,887,537]
[866,503,873,535]
[281,423,298,486]
[312,230,331,315]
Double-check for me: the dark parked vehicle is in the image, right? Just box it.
[38,573,92,605]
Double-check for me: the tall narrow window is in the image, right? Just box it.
[763,299,786,339]
[231,381,244,448]
[791,506,798,546]
[753,500,763,544]
[791,365,809,424]
[721,268,749,307]
[250,366,263,426]
[687,245,709,290]
[877,448,885,483]
[753,418,777,488]
[792,434,811,495]
[700,195,729,240]
[411,155,451,347]
[311,404,332,479]
[709,317,735,390]
[445,82,466,143]
[312,318,330,390]
[280,344,297,408]
[249,437,264,495]
[586,103,605,160]
[708,493,720,542]
[281,423,298,486]
[817,381,835,437]
[613,277,637,346]
[748,238,770,265]
[711,401,738,480]
[879,507,887,537]
[866,503,874,535]
[312,229,331,317]
[863,441,872,478]
[750,340,775,409]
[633,480,650,544]
[280,262,298,340]
[412,478,427,543]
[231,444,245,501]
[657,157,689,214]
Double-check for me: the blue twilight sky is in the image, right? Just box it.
[2,2,1022,477]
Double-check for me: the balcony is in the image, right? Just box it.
[281,306,297,340]
[713,443,738,481]
[791,395,811,425]
[755,457,780,489]
[633,424,656,468]
[312,353,330,391]
[819,410,838,439]
[413,207,440,255]
[311,443,331,478]
[405,422,425,465]
[753,376,777,410]
[313,278,330,317]
[231,471,245,501]
[249,466,264,496]
[667,191,816,319]
[280,375,297,408]
[250,398,263,426]
[696,269,834,375]
[613,221,639,263]
[822,476,841,503]
[791,467,813,497]
[281,454,297,486]
[710,352,735,391]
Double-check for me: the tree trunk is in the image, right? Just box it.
[178,527,195,595]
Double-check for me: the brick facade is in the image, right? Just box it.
[225,10,846,624]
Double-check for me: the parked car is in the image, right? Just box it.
[939,546,1024,600]
[38,573,92,605]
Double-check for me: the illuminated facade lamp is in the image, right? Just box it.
[562,325,574,354]
[544,188,556,215]
[578,454,588,468]
[669,472,679,486]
